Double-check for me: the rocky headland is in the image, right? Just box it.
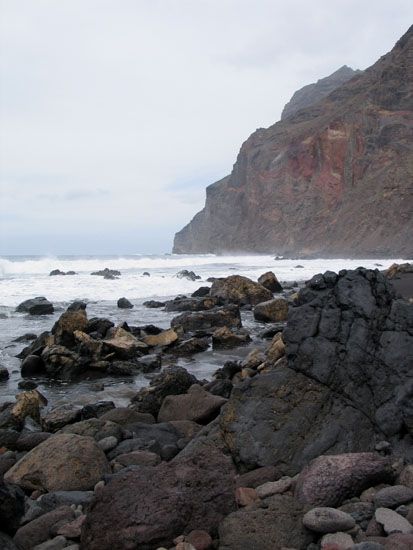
[173,25,413,258]
[0,263,412,549]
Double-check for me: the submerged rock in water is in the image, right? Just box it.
[175,269,201,281]
[16,297,54,316]
[117,297,133,309]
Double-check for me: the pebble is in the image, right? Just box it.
[375,507,413,534]
[303,507,356,533]
[320,531,353,549]
[256,476,292,498]
[97,436,118,452]
[186,529,213,550]
[373,485,413,509]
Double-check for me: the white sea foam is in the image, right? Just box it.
[0,254,408,307]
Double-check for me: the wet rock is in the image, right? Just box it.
[158,385,227,424]
[85,317,114,338]
[117,297,133,309]
[131,366,198,417]
[17,331,51,360]
[20,354,43,376]
[41,345,82,380]
[258,271,282,293]
[0,367,9,381]
[375,507,413,534]
[99,407,155,426]
[11,390,47,424]
[165,296,218,312]
[103,326,147,358]
[235,466,281,489]
[204,379,233,399]
[170,337,210,355]
[191,286,211,298]
[171,305,241,332]
[210,275,272,306]
[175,270,201,281]
[17,380,38,390]
[16,297,54,316]
[4,433,110,492]
[13,333,37,343]
[13,506,75,550]
[0,479,25,534]
[373,485,413,509]
[135,353,162,372]
[142,300,166,308]
[303,507,356,533]
[218,493,313,550]
[295,453,395,507]
[90,268,121,278]
[52,309,88,348]
[265,332,285,364]
[81,445,235,549]
[66,300,86,311]
[213,360,242,380]
[212,327,250,349]
[143,328,179,347]
[253,298,289,322]
[80,401,115,420]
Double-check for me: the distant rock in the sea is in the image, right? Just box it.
[15,297,54,315]
[90,268,121,279]
[173,26,413,257]
[49,269,76,276]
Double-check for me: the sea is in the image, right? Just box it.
[0,254,406,409]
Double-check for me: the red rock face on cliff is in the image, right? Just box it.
[173,26,413,257]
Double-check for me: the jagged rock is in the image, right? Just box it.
[173,30,413,258]
[18,331,52,360]
[171,305,241,332]
[41,345,82,380]
[253,298,289,322]
[143,328,178,347]
[81,445,235,549]
[170,337,209,355]
[52,309,88,347]
[218,493,314,550]
[16,297,54,315]
[295,453,394,507]
[117,297,133,309]
[212,327,250,348]
[85,317,114,338]
[80,401,115,420]
[11,390,47,424]
[209,275,272,306]
[4,433,110,491]
[158,385,227,424]
[284,268,413,439]
[258,271,282,293]
[103,327,147,358]
[191,286,211,297]
[49,269,65,276]
[265,332,285,364]
[90,268,121,278]
[131,366,198,417]
[175,270,201,281]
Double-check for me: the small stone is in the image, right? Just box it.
[235,487,259,506]
[361,488,378,503]
[0,367,9,381]
[375,507,413,534]
[97,436,118,452]
[375,441,391,453]
[94,480,105,492]
[256,477,292,498]
[56,514,85,538]
[186,529,213,550]
[320,531,354,549]
[303,507,356,533]
[374,486,413,509]
[398,466,413,489]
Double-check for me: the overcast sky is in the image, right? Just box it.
[0,1,411,255]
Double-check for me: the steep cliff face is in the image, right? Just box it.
[173,26,413,257]
[281,65,360,120]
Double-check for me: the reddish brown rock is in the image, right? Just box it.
[295,453,394,507]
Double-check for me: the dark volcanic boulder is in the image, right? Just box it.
[52,308,88,347]
[164,296,218,312]
[41,345,83,379]
[21,354,45,376]
[258,271,283,293]
[131,366,198,417]
[142,300,166,308]
[16,297,54,315]
[218,493,314,550]
[117,297,133,309]
[91,268,121,278]
[210,275,273,305]
[191,286,211,297]
[175,269,201,281]
[81,445,236,549]
[284,268,413,438]
[171,305,241,332]
[0,479,25,534]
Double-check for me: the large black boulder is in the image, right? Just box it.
[15,297,54,315]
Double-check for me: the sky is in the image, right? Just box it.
[0,0,411,255]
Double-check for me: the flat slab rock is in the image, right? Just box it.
[302,507,356,533]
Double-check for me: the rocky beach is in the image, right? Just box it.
[0,261,412,549]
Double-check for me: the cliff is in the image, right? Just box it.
[281,65,360,120]
[173,26,413,257]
